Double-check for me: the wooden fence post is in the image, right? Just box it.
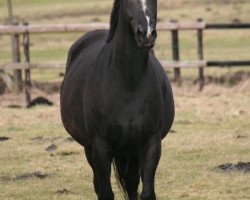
[23,22,31,106]
[8,0,22,92]
[197,19,205,91]
[13,24,23,92]
[170,20,181,85]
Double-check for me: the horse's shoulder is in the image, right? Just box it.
[149,52,167,81]
[149,52,173,96]
[66,29,108,73]
[148,53,174,138]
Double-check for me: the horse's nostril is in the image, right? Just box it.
[137,25,145,36]
[137,29,141,35]
[151,29,157,38]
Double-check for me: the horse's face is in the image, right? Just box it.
[124,0,157,49]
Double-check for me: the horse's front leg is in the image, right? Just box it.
[139,135,161,200]
[92,137,114,200]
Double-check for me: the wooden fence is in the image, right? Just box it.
[0,21,250,105]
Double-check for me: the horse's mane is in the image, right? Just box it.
[106,0,121,43]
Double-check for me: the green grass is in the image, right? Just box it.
[1,0,250,82]
[1,0,250,24]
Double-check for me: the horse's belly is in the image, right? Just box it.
[60,78,87,146]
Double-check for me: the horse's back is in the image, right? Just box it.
[65,29,108,74]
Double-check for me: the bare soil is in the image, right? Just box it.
[216,162,250,172]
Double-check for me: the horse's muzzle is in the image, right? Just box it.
[135,26,157,49]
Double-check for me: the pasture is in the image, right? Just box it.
[0,84,249,200]
[0,0,250,199]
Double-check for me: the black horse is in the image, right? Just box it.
[60,0,175,199]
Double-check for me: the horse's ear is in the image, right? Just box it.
[106,0,121,43]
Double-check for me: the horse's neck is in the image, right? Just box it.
[111,7,149,89]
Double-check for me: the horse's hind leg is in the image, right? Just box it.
[92,139,114,200]
[114,155,140,200]
[139,136,161,200]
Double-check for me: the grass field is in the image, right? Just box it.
[0,83,249,200]
[0,0,250,200]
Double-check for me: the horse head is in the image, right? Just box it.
[123,0,158,49]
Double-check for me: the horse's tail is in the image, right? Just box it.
[113,156,139,200]
[113,156,129,200]
[113,155,140,199]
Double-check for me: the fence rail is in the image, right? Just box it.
[3,60,249,70]
[0,60,208,70]
[1,22,250,34]
[0,21,250,105]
